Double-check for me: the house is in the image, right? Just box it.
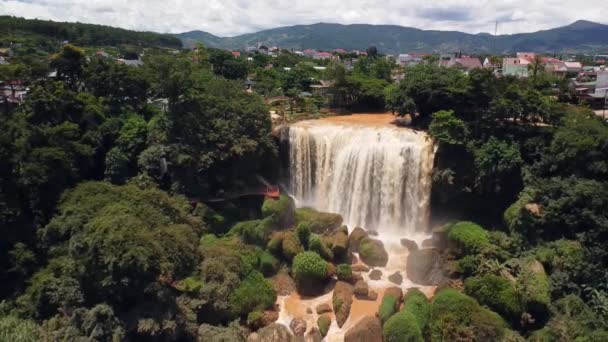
[448,57,482,70]
[117,59,144,67]
[333,49,346,54]
[483,58,498,69]
[313,52,334,60]
[516,52,536,62]
[564,61,583,73]
[231,51,241,58]
[303,49,317,58]
[503,57,531,77]
[313,66,327,71]
[95,50,110,58]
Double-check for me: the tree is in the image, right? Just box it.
[366,46,378,58]
[429,110,468,145]
[50,44,85,88]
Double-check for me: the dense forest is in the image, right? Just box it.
[1,21,608,341]
[0,16,182,49]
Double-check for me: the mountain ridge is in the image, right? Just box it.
[176,20,608,54]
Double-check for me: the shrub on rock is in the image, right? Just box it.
[259,251,280,276]
[517,259,550,327]
[282,232,304,262]
[333,281,354,328]
[230,271,277,317]
[267,231,286,256]
[309,234,334,261]
[403,289,430,333]
[337,264,353,282]
[430,288,506,341]
[465,274,522,323]
[447,221,490,256]
[292,252,329,295]
[378,293,400,324]
[359,238,388,267]
[331,226,350,261]
[262,195,295,230]
[296,222,312,248]
[383,311,424,342]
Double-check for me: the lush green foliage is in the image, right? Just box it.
[465,275,522,323]
[336,264,353,282]
[317,315,331,337]
[229,271,277,316]
[378,294,399,324]
[383,310,424,342]
[403,289,431,333]
[447,221,490,255]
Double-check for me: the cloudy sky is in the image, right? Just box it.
[1,0,607,36]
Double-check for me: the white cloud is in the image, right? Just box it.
[0,0,606,36]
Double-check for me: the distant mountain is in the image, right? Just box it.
[176,20,608,54]
[1,16,182,49]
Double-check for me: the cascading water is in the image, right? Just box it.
[286,119,435,234]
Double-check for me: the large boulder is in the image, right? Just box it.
[257,323,296,342]
[352,264,370,272]
[369,269,382,280]
[292,252,330,296]
[295,207,343,234]
[348,227,368,252]
[316,303,332,314]
[406,248,444,285]
[333,281,354,328]
[306,328,323,342]
[317,315,332,338]
[271,272,296,296]
[289,319,307,336]
[330,226,350,261]
[281,232,304,262]
[382,311,423,342]
[388,272,403,285]
[518,259,550,328]
[400,238,419,252]
[344,316,383,342]
[358,238,388,267]
[378,287,403,324]
[354,280,369,298]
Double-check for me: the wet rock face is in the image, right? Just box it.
[358,238,388,267]
[348,227,368,252]
[344,316,383,342]
[388,272,403,285]
[406,248,445,286]
[421,238,434,249]
[400,238,419,251]
[333,281,354,328]
[289,319,307,336]
[369,269,382,280]
[257,323,295,342]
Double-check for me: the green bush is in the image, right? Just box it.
[229,271,276,317]
[383,310,424,342]
[533,239,584,273]
[177,276,203,293]
[430,288,506,342]
[317,315,331,337]
[266,232,285,256]
[0,315,41,342]
[517,259,550,326]
[447,221,490,256]
[262,195,295,230]
[336,264,353,282]
[229,218,274,246]
[309,234,333,261]
[259,251,279,276]
[292,252,329,294]
[378,294,399,324]
[455,254,481,277]
[403,289,430,333]
[296,222,312,248]
[247,310,264,330]
[465,274,522,323]
[281,232,304,262]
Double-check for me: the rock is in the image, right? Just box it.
[271,272,296,296]
[358,238,388,267]
[306,307,313,314]
[421,238,434,249]
[262,310,279,327]
[306,328,322,342]
[332,281,354,328]
[348,227,368,252]
[351,273,363,283]
[290,319,307,336]
[352,264,370,272]
[432,228,449,249]
[295,207,343,234]
[344,316,383,342]
[388,272,403,285]
[400,238,419,251]
[367,229,379,237]
[354,280,369,298]
[326,263,337,278]
[316,303,332,315]
[406,248,444,286]
[247,332,259,342]
[367,289,378,301]
[331,226,350,260]
[369,269,382,280]
[257,323,295,342]
[385,286,403,304]
[317,315,332,338]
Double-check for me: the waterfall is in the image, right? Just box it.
[286,120,435,234]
